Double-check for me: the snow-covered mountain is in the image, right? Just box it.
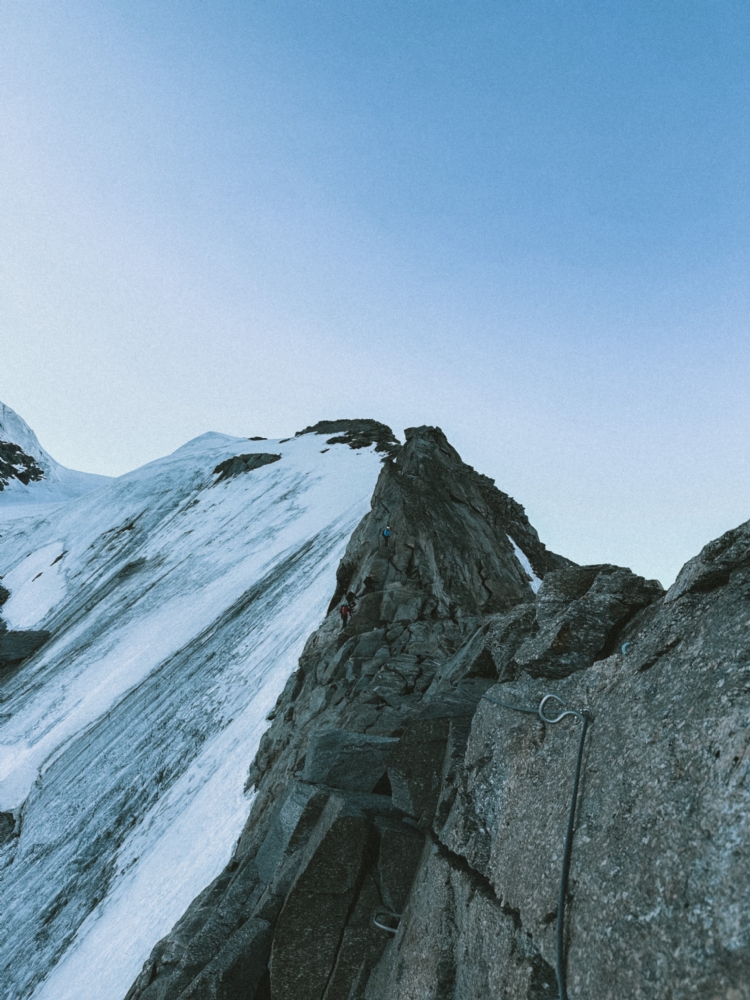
[0,409,393,1000]
[0,403,110,512]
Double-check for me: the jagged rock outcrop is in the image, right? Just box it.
[124,425,750,1000]
[212,452,281,483]
[295,419,400,456]
[0,440,45,490]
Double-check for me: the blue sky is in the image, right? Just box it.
[2,0,749,584]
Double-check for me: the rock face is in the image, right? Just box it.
[0,628,50,667]
[0,439,45,490]
[212,452,282,483]
[296,419,401,456]
[125,425,750,1000]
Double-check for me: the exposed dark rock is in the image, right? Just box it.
[270,794,370,1000]
[384,718,451,825]
[295,419,400,456]
[0,629,50,666]
[326,424,566,618]
[212,453,281,483]
[0,811,15,845]
[302,730,398,792]
[0,584,9,607]
[124,431,750,1000]
[0,440,45,490]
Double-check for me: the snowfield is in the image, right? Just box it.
[0,418,384,1000]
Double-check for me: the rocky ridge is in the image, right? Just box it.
[125,424,750,1000]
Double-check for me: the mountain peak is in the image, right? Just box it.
[0,402,54,491]
[0,401,109,503]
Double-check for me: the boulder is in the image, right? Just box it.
[302,731,398,793]
[513,565,663,678]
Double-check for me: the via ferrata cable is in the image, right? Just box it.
[482,691,590,1000]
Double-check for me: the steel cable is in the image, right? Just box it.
[482,691,590,1000]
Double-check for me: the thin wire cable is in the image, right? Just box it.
[482,691,590,1000]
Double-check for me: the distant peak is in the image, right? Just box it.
[0,402,53,491]
[0,402,52,472]
[0,400,110,501]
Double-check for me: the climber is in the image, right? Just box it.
[346,591,358,611]
[340,603,351,628]
[382,525,391,546]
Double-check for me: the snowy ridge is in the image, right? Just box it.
[0,424,384,1000]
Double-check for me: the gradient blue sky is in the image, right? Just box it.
[2,0,749,584]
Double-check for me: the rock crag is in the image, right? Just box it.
[295,419,401,456]
[125,425,750,1000]
[0,440,45,491]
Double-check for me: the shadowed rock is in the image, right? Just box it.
[666,517,750,602]
[212,453,281,483]
[0,629,50,666]
[302,730,398,792]
[513,564,664,678]
[0,812,15,845]
[295,419,400,455]
[0,440,45,490]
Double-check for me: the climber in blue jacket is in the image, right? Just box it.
[382,526,391,546]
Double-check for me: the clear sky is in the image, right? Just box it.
[1,0,749,585]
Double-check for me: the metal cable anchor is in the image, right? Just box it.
[482,690,591,1000]
[372,909,401,935]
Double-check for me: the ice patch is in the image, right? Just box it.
[2,542,66,628]
[507,534,542,593]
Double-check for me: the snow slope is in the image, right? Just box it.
[0,402,110,513]
[0,423,384,1000]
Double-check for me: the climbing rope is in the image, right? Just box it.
[482,691,590,1000]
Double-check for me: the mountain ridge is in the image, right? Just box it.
[1,403,747,1000]
[123,425,749,1000]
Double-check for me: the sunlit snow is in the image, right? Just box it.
[0,428,383,1000]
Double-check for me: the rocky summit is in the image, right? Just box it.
[122,424,750,1000]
